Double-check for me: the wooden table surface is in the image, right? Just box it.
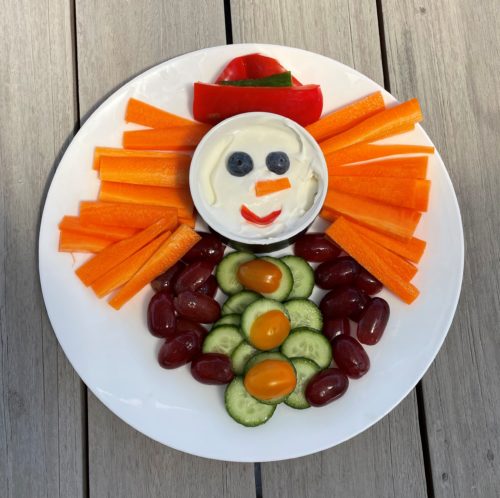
[1,1,499,496]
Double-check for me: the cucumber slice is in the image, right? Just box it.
[213,313,241,328]
[231,342,259,375]
[216,252,255,295]
[202,325,243,356]
[281,255,315,299]
[284,299,323,331]
[221,291,260,315]
[285,357,321,409]
[259,257,293,301]
[225,377,276,427]
[243,352,295,405]
[241,298,290,348]
[281,329,332,369]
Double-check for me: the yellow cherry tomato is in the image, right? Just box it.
[250,310,290,350]
[237,259,282,293]
[244,359,297,401]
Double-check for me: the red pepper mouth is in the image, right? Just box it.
[240,205,282,226]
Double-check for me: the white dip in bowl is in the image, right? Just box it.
[190,112,327,251]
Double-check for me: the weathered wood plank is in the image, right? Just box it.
[0,0,85,497]
[230,1,427,496]
[382,1,500,496]
[74,2,254,496]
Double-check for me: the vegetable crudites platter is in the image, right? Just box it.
[39,44,463,462]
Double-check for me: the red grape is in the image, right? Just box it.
[294,233,341,262]
[196,275,218,298]
[191,353,234,385]
[151,261,186,293]
[354,269,383,295]
[158,330,202,369]
[174,261,214,294]
[320,287,364,319]
[174,291,221,323]
[332,336,370,379]
[147,291,176,339]
[315,257,360,289]
[349,292,371,322]
[182,233,226,264]
[322,317,350,343]
[357,297,390,345]
[176,318,208,340]
[305,368,349,406]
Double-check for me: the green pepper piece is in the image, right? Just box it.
[218,72,293,87]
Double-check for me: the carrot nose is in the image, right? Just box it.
[255,177,291,197]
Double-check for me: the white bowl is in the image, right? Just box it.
[189,112,328,252]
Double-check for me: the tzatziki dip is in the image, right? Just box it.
[191,113,325,242]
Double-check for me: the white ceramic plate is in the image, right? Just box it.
[39,44,463,462]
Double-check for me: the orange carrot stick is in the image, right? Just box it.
[99,154,190,187]
[255,178,292,197]
[91,231,171,298]
[99,182,194,218]
[59,230,113,253]
[326,217,420,303]
[125,98,201,128]
[320,99,423,155]
[92,147,190,171]
[320,209,417,279]
[327,156,428,179]
[326,143,435,166]
[123,125,210,151]
[178,214,197,228]
[109,224,202,310]
[328,177,431,211]
[59,216,137,241]
[323,191,421,239]
[306,92,385,142]
[341,219,426,264]
[79,201,178,229]
[75,218,170,287]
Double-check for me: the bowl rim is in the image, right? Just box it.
[189,111,328,246]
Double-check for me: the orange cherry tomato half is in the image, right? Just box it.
[237,259,282,293]
[249,310,291,350]
[244,359,297,401]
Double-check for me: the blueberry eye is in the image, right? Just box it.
[227,152,254,177]
[266,151,290,175]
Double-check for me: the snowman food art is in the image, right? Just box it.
[54,52,432,428]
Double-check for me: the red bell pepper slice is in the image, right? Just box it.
[216,53,302,86]
[240,205,282,225]
[193,83,323,127]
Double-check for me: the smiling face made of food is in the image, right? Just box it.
[199,115,320,239]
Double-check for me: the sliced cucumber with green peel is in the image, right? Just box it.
[241,299,289,348]
[285,357,321,409]
[284,299,323,331]
[231,342,259,375]
[281,329,332,369]
[216,252,255,295]
[281,256,315,299]
[202,325,243,356]
[225,377,276,427]
[213,313,241,328]
[219,71,292,87]
[243,352,295,405]
[221,291,260,315]
[259,257,293,301]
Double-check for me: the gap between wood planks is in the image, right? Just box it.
[376,1,435,497]
[70,1,90,497]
